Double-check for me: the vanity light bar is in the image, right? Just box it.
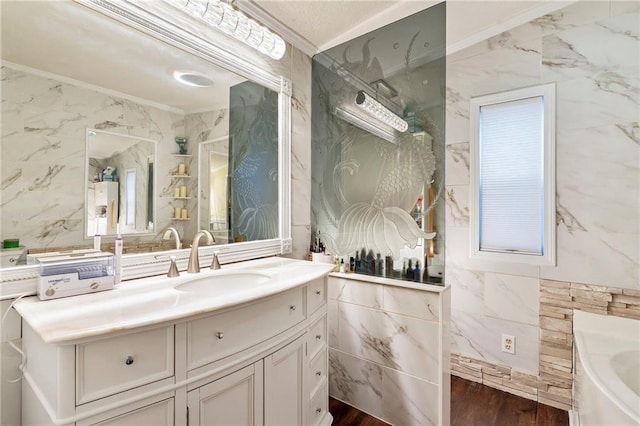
[167,0,286,60]
[355,90,408,133]
[334,107,397,144]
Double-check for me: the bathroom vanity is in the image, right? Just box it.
[15,258,333,426]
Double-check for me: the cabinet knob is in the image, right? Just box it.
[316,408,322,414]
[316,334,322,340]
[125,356,134,365]
[216,332,224,340]
[315,290,321,295]
[289,305,296,311]
[316,371,322,376]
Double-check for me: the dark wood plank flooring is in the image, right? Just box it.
[330,376,569,426]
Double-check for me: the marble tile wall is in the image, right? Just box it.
[445,0,639,410]
[328,276,450,425]
[1,39,312,257]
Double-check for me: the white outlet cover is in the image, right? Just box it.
[501,333,515,355]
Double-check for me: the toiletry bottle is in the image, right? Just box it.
[339,259,346,273]
[94,233,101,251]
[114,229,123,284]
[349,257,355,273]
[355,251,361,272]
[334,257,340,272]
[413,261,420,282]
[406,259,414,280]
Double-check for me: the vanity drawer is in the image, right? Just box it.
[188,287,305,370]
[307,278,326,314]
[308,349,327,397]
[307,316,326,359]
[309,381,328,426]
[76,326,174,405]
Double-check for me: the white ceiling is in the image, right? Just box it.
[1,0,574,112]
[250,0,574,55]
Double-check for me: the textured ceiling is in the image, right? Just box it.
[253,0,566,53]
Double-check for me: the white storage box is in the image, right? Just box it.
[37,253,115,300]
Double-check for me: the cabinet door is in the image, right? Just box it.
[187,362,263,426]
[264,336,305,426]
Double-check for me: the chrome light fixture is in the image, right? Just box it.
[355,90,408,132]
[334,107,397,144]
[166,0,286,60]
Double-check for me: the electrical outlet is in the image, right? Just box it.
[501,334,515,355]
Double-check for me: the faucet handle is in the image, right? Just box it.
[155,255,180,277]
[211,251,221,270]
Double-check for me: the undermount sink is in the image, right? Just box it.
[174,271,272,294]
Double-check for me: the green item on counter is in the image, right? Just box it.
[3,239,19,249]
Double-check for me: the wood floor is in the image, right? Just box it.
[330,376,570,426]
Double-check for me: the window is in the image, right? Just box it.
[469,84,556,265]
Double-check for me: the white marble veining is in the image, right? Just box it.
[13,257,334,343]
[329,277,383,309]
[382,367,440,426]
[382,286,440,322]
[445,185,470,228]
[329,349,383,420]
[451,310,539,374]
[444,142,470,185]
[483,273,539,326]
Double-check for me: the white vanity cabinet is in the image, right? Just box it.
[20,271,332,426]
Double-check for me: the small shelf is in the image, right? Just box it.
[171,174,192,178]
[172,197,191,200]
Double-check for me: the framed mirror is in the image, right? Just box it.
[0,0,291,280]
[85,129,157,237]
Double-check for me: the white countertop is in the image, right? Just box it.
[14,257,334,345]
[329,272,448,293]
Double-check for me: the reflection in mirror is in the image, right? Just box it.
[0,0,283,265]
[85,129,156,237]
[198,81,279,243]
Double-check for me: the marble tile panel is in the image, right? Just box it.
[556,123,640,235]
[529,1,610,38]
[385,312,441,383]
[337,302,389,366]
[329,277,383,309]
[446,39,541,101]
[555,76,639,133]
[329,349,383,421]
[445,185,470,228]
[447,265,485,316]
[445,100,470,145]
[542,13,639,84]
[291,131,311,227]
[540,227,640,290]
[383,286,440,322]
[483,273,540,326]
[445,143,470,186]
[611,0,640,17]
[382,368,440,426]
[450,310,540,374]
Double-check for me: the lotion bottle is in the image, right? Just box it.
[114,226,123,284]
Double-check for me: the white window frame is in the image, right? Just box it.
[469,83,556,266]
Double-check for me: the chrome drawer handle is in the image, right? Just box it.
[316,371,321,376]
[316,408,322,414]
[315,290,321,295]
[316,334,322,340]
[216,332,224,340]
[289,305,296,311]
[125,356,134,366]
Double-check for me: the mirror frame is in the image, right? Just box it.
[84,128,158,238]
[0,0,292,293]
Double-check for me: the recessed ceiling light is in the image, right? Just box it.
[173,70,214,87]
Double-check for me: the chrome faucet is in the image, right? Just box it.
[187,230,214,273]
[162,227,182,250]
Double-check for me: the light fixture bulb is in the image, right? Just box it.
[355,91,408,132]
[173,70,214,87]
[166,0,286,60]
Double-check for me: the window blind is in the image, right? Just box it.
[479,96,544,255]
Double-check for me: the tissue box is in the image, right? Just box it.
[37,253,115,300]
